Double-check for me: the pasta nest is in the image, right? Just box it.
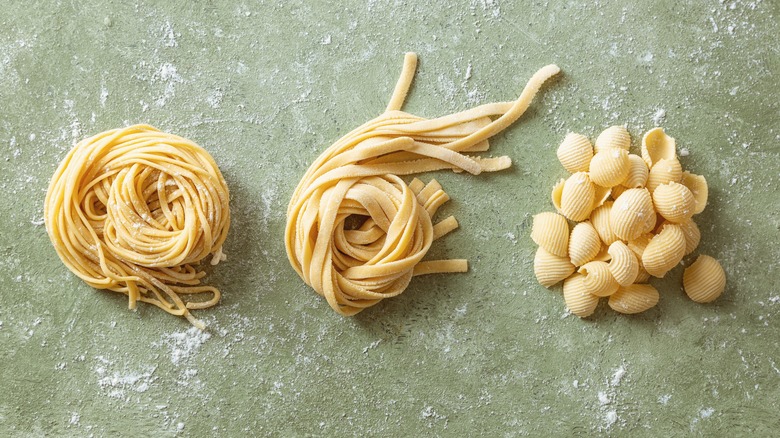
[286,53,559,315]
[44,124,230,328]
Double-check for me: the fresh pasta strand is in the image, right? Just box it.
[286,53,560,315]
[44,125,230,329]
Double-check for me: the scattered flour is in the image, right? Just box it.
[159,326,211,366]
[152,63,183,107]
[69,412,80,426]
[658,394,672,405]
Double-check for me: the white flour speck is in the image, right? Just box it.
[658,394,672,405]
[160,326,211,366]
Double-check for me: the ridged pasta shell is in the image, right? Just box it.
[683,255,726,303]
[634,266,651,283]
[594,125,631,153]
[560,172,596,221]
[569,222,602,266]
[609,188,655,241]
[627,233,653,260]
[593,185,612,210]
[611,184,628,200]
[641,127,676,168]
[578,261,619,297]
[531,212,570,257]
[646,157,682,193]
[642,223,685,277]
[650,212,665,234]
[680,171,708,214]
[608,283,660,314]
[652,182,696,223]
[676,218,701,255]
[590,202,618,245]
[589,149,630,187]
[557,133,593,173]
[607,241,639,286]
[563,273,600,317]
[551,178,565,211]
[621,154,649,188]
[592,244,612,262]
[534,246,576,288]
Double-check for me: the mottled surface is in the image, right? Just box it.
[1,1,779,436]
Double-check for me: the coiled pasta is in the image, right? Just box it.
[286,53,560,315]
[44,125,230,328]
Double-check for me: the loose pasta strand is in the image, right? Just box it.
[44,125,230,328]
[286,53,560,315]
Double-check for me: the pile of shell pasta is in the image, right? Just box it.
[531,126,726,317]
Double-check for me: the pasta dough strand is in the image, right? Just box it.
[286,53,560,315]
[44,125,230,329]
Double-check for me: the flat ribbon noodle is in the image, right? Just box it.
[286,53,560,315]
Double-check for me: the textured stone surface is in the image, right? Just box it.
[1,1,778,435]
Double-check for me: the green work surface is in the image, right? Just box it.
[1,1,778,436]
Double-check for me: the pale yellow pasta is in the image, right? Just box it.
[594,125,631,153]
[608,283,659,314]
[578,261,619,297]
[560,172,596,221]
[609,188,655,241]
[568,221,602,266]
[557,133,593,173]
[642,223,685,277]
[680,171,709,214]
[641,127,676,168]
[675,218,701,255]
[551,178,565,211]
[534,247,576,288]
[286,53,561,315]
[652,182,696,223]
[589,148,630,187]
[590,201,618,245]
[563,273,600,317]
[646,157,683,193]
[650,212,665,234]
[593,185,612,210]
[634,266,651,283]
[592,244,612,262]
[607,241,639,286]
[621,154,649,188]
[611,184,628,200]
[683,255,726,303]
[531,212,570,257]
[627,233,653,260]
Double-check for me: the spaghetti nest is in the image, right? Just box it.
[286,53,560,315]
[44,124,230,328]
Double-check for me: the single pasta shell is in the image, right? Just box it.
[641,127,676,168]
[593,185,612,210]
[675,218,701,255]
[647,157,682,193]
[578,261,619,297]
[551,178,565,211]
[621,154,649,188]
[560,172,596,221]
[590,201,619,245]
[683,255,726,303]
[642,223,686,278]
[557,133,593,173]
[608,284,660,314]
[634,265,651,283]
[680,171,708,214]
[589,149,630,187]
[611,184,628,200]
[609,188,655,241]
[607,241,639,286]
[653,182,696,223]
[534,246,576,288]
[563,273,600,317]
[594,125,631,153]
[627,233,653,260]
[531,212,570,257]
[569,222,602,266]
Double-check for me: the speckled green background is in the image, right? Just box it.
[1,1,779,436]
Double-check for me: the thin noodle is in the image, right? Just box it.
[44,125,230,329]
